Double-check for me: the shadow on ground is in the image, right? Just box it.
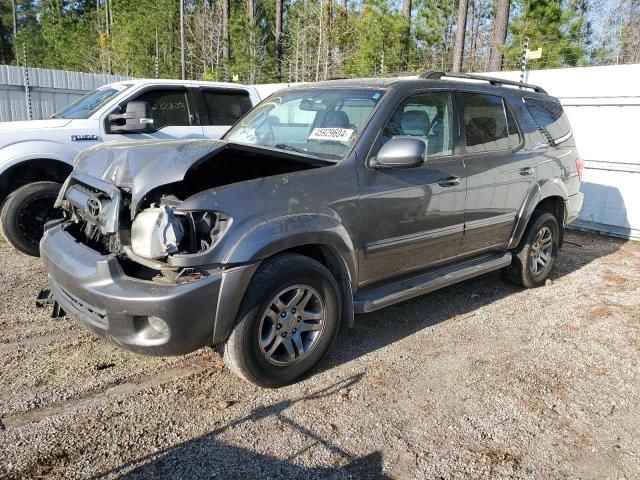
[94,374,389,480]
[322,230,625,371]
[95,232,625,479]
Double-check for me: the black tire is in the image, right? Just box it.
[220,253,341,388]
[0,181,62,257]
[503,211,560,288]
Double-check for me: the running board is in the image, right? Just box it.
[354,251,512,313]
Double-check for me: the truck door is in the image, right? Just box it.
[103,86,204,141]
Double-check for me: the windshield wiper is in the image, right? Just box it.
[269,143,340,162]
[274,143,309,154]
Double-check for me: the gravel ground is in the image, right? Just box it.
[0,230,639,479]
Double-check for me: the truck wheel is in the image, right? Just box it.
[503,211,559,288]
[221,253,341,388]
[0,181,62,257]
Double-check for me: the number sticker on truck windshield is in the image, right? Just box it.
[308,128,354,142]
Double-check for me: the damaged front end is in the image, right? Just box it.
[53,138,325,284]
[55,169,231,286]
[40,138,334,355]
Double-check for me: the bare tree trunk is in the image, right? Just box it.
[452,0,468,72]
[180,0,186,79]
[105,0,112,74]
[489,0,509,71]
[12,0,18,37]
[324,0,331,79]
[316,0,322,81]
[400,0,411,70]
[222,0,231,68]
[248,0,256,82]
[275,0,283,80]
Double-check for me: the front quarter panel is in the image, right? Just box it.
[170,160,360,284]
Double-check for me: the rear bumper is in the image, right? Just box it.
[40,224,247,356]
[565,192,584,225]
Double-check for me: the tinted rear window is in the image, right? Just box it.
[203,90,253,126]
[459,92,511,153]
[524,97,572,144]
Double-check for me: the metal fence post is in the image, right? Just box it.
[520,37,529,87]
[23,44,33,121]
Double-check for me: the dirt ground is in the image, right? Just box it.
[0,230,639,479]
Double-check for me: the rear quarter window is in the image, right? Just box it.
[203,90,253,126]
[524,97,572,145]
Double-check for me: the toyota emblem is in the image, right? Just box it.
[86,197,102,217]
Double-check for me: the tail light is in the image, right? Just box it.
[575,157,584,181]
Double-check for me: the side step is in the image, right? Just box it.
[354,251,512,313]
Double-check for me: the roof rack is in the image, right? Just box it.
[419,71,547,94]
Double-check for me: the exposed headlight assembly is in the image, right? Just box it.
[130,205,231,260]
[131,205,184,259]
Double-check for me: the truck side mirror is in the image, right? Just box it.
[368,137,426,169]
[108,101,154,133]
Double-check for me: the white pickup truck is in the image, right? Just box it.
[0,79,267,256]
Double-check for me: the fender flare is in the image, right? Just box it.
[508,179,568,249]
[223,213,358,283]
[211,214,358,344]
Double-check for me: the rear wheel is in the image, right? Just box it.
[220,253,341,388]
[0,181,62,257]
[503,211,560,288]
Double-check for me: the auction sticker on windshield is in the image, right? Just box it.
[308,128,354,142]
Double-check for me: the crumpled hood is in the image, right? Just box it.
[0,118,73,132]
[74,138,226,213]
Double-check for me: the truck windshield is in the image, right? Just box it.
[52,84,131,119]
[224,88,385,160]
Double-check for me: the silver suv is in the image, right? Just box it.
[40,73,584,387]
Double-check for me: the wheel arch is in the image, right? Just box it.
[0,158,73,202]
[213,238,356,346]
[509,179,568,249]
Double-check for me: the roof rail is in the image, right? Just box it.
[419,71,547,94]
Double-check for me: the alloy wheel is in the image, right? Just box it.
[530,226,553,275]
[258,285,325,366]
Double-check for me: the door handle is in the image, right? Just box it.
[520,167,535,176]
[438,176,461,187]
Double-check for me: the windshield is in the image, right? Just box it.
[52,84,131,119]
[224,88,385,160]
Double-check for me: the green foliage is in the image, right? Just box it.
[343,0,406,76]
[0,0,615,79]
[413,0,456,69]
[504,0,585,69]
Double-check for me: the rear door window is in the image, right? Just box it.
[132,89,191,129]
[524,97,572,145]
[459,92,511,154]
[202,89,253,126]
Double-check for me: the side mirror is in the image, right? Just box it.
[368,137,426,169]
[108,101,154,133]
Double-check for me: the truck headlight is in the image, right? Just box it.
[131,205,184,259]
[130,206,231,260]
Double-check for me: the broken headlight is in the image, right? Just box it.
[130,205,230,260]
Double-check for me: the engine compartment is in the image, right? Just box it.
[60,143,332,282]
[137,144,327,211]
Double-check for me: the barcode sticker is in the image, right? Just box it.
[308,128,354,142]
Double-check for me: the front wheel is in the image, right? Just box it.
[503,211,560,288]
[220,253,341,388]
[1,181,63,257]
